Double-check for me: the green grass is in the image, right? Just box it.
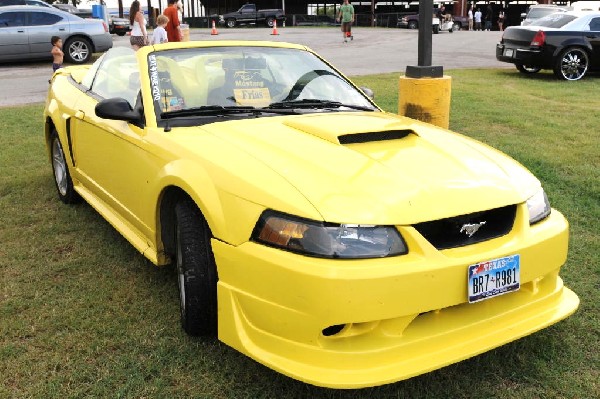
[1,69,598,398]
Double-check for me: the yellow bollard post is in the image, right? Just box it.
[398,75,452,129]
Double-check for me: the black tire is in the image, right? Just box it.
[174,198,218,336]
[433,25,439,34]
[116,32,126,36]
[64,36,92,64]
[452,22,461,31]
[226,18,236,28]
[516,64,541,74]
[553,47,589,81]
[407,20,418,29]
[50,130,79,204]
[266,17,275,27]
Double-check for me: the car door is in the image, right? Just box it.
[0,11,29,58]
[27,10,67,57]
[239,4,256,23]
[70,49,160,240]
[586,16,600,67]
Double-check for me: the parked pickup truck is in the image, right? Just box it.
[219,3,285,28]
[397,11,468,31]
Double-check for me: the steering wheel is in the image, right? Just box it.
[282,69,339,102]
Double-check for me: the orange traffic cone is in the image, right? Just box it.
[270,20,279,36]
[211,20,219,35]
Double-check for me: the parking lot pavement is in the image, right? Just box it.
[0,27,507,108]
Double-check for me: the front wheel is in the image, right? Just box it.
[516,64,541,74]
[64,36,92,64]
[407,20,418,29]
[553,47,589,81]
[433,25,439,34]
[266,17,275,27]
[226,18,236,28]
[50,130,79,204]
[174,198,218,337]
[452,22,461,31]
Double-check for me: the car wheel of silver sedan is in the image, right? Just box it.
[64,37,92,64]
[553,47,589,81]
[174,198,218,336]
[516,64,541,74]
[50,130,79,204]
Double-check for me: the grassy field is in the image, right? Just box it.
[1,69,598,398]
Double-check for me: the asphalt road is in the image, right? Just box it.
[0,27,507,108]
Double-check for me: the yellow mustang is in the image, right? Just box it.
[44,41,579,388]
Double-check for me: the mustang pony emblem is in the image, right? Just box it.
[460,221,487,237]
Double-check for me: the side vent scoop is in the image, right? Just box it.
[338,129,414,145]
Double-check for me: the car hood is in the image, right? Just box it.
[180,112,539,225]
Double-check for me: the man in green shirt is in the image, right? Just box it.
[336,0,354,43]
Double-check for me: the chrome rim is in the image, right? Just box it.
[69,41,89,63]
[176,226,186,318]
[560,49,588,81]
[52,138,68,196]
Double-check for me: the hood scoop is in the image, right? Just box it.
[283,113,418,145]
[339,129,414,144]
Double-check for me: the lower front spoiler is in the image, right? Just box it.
[218,276,579,389]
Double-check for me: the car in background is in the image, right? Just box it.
[292,14,337,26]
[497,11,600,80]
[44,40,578,388]
[520,4,567,26]
[52,3,92,18]
[108,14,131,36]
[398,11,467,31]
[0,0,51,7]
[0,5,112,64]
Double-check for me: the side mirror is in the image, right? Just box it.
[360,86,374,100]
[520,13,526,19]
[95,98,143,125]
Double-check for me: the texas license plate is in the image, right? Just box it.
[468,254,520,303]
[504,48,514,57]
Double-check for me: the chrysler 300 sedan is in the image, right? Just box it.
[44,41,579,388]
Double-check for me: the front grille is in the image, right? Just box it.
[413,205,517,250]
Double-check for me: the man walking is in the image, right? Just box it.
[337,0,355,43]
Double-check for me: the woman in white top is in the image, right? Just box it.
[129,0,148,50]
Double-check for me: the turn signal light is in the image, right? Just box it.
[530,30,546,47]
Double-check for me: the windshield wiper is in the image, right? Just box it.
[265,99,375,111]
[161,105,300,119]
[161,105,257,119]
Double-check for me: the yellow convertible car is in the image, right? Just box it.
[44,42,579,388]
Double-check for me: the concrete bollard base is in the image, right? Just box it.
[398,75,452,129]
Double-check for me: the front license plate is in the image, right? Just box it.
[504,48,514,57]
[468,254,520,303]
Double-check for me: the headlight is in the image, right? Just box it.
[527,188,551,224]
[252,211,407,259]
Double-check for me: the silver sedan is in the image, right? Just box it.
[0,5,112,64]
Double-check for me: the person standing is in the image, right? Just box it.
[50,36,63,72]
[497,9,505,31]
[336,0,354,43]
[474,8,482,31]
[164,0,182,42]
[484,4,493,31]
[129,0,148,50]
[468,6,473,31]
[152,14,169,44]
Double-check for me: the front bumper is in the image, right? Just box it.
[213,207,578,388]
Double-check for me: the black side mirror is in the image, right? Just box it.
[95,98,143,126]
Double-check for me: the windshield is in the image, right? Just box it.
[147,46,376,121]
[532,13,577,28]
